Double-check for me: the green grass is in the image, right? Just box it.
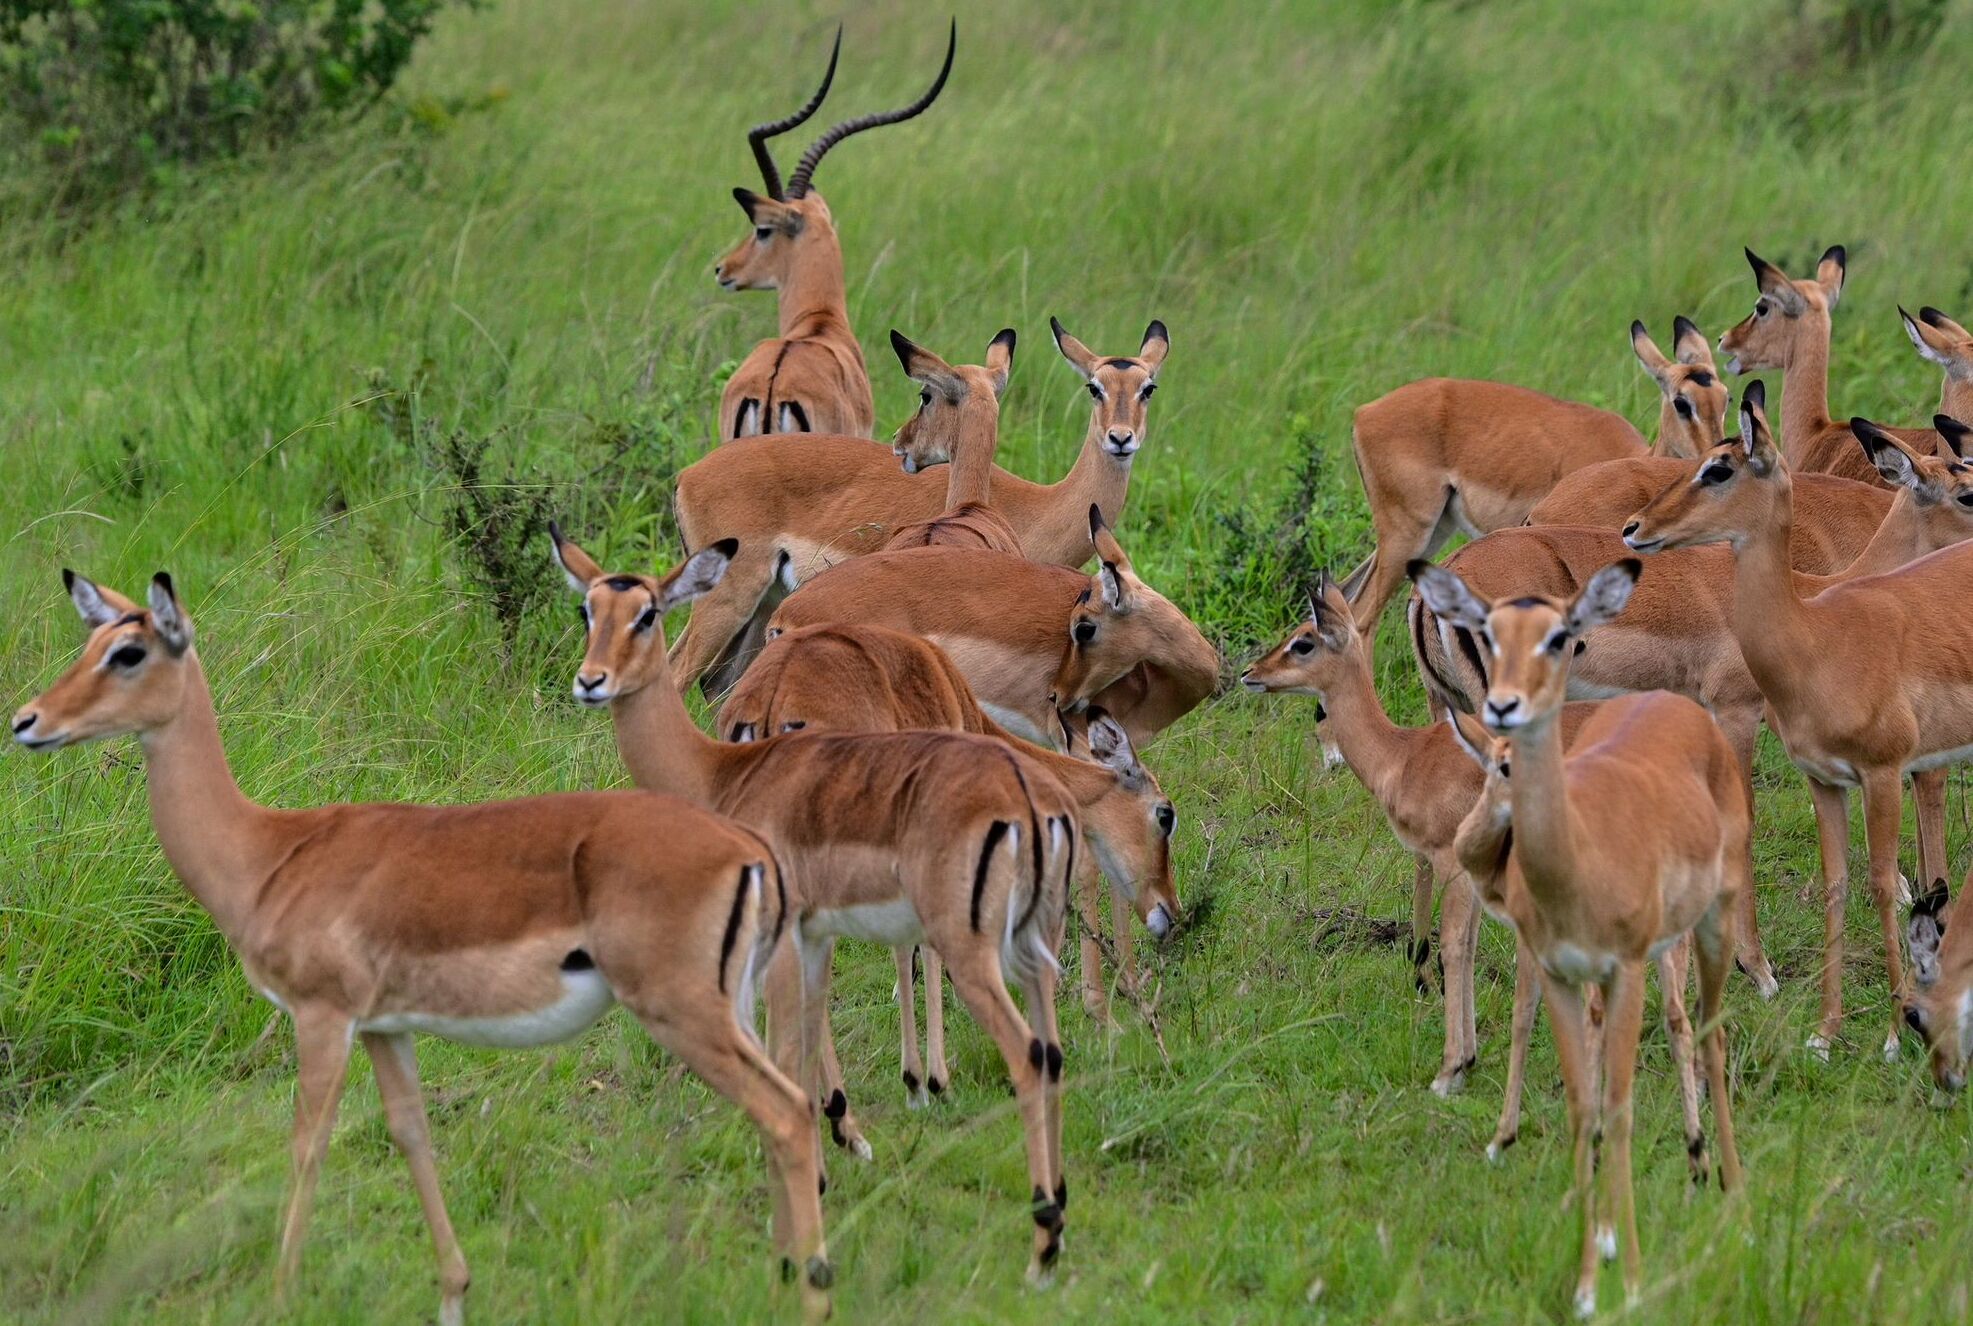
[6,0,1973,1320]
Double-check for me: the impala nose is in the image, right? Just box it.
[1105,428,1136,455]
[11,712,34,735]
[1146,902,1173,941]
[1621,521,1640,540]
[1240,669,1267,692]
[574,672,611,705]
[1484,697,1523,730]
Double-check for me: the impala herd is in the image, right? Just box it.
[12,22,1973,1324]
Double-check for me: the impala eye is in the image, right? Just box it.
[1155,804,1176,836]
[754,226,773,242]
[1755,300,1770,318]
[1543,630,1569,655]
[1957,493,1973,508]
[1699,460,1734,485]
[1087,383,1103,401]
[1073,620,1097,645]
[920,387,933,405]
[1673,396,1693,418]
[1288,636,1315,656]
[1140,382,1157,400]
[107,644,147,669]
[633,606,660,634]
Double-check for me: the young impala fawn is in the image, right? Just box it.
[1623,389,1973,1059]
[553,532,1179,1281]
[1414,389,1973,1002]
[1344,317,1726,631]
[10,571,830,1323]
[669,319,1168,693]
[1414,559,1746,1319]
[1717,247,1973,483]
[726,620,1180,1046]
[1905,880,1972,1092]
[715,22,955,440]
[769,506,1219,747]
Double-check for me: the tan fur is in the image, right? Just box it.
[1625,390,1973,1059]
[1905,881,1972,1091]
[1345,318,1727,631]
[767,512,1218,748]
[669,320,1169,693]
[1717,249,1973,485]
[12,572,830,1323]
[1416,561,1746,1316]
[554,531,1177,1280]
[720,620,1181,1068]
[882,328,1024,553]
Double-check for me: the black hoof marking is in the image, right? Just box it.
[805,1256,835,1291]
[1496,1132,1517,1153]
[1028,1038,1045,1071]
[824,1089,847,1120]
[928,1075,945,1096]
[829,1118,847,1147]
[818,1171,828,1196]
[1054,1178,1068,1211]
[1044,1042,1064,1083]
[1461,1055,1477,1073]
[781,1257,797,1284]
[1040,1235,1062,1269]
[1687,1133,1706,1160]
[902,1069,920,1093]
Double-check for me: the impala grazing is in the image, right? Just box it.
[554,529,1180,1280]
[11,571,830,1324]
[1343,317,1726,631]
[1905,880,1970,1093]
[1623,387,1973,1059]
[669,319,1169,694]
[1414,559,1746,1320]
[716,21,955,441]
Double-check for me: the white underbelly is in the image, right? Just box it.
[1906,740,1973,775]
[1541,941,1617,986]
[356,969,616,1049]
[980,701,1050,745]
[805,898,924,947]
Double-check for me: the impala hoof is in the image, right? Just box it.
[1882,1030,1903,1063]
[850,1136,874,1163]
[1485,1131,1515,1164]
[1804,1033,1831,1062]
[1597,1225,1617,1262]
[1897,872,1915,907]
[1574,1286,1597,1319]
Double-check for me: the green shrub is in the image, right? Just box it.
[0,0,476,207]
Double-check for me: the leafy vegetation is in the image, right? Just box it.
[4,0,1973,1321]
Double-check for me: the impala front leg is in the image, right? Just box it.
[1862,767,1912,1061]
[1805,777,1851,1056]
[276,1006,355,1306]
[362,1032,471,1326]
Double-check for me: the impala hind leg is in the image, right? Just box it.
[633,1005,830,1322]
[1540,978,1602,1319]
[1410,854,1438,995]
[923,946,950,1098]
[896,947,929,1109]
[1432,869,1479,1096]
[1805,777,1851,1055]
[1017,953,1068,1221]
[276,1007,356,1305]
[362,1032,470,1326]
[1351,484,1459,634]
[1862,767,1913,1061]
[1692,908,1744,1191]
[667,548,781,697]
[1598,963,1648,1310]
[1911,768,1947,908]
[1717,706,1778,998]
[1076,856,1114,1026]
[1653,941,1706,1186]
[804,939,871,1160]
[1489,937,1541,1160]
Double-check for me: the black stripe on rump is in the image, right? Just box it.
[971,820,1010,932]
[718,863,759,993]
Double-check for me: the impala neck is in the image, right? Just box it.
[1940,372,1973,425]
[1779,323,1835,461]
[1321,645,1419,805]
[946,398,1002,510]
[1502,710,1580,913]
[1826,486,1928,580]
[1725,478,1820,688]
[1017,414,1132,566]
[607,670,729,806]
[137,651,278,941]
[778,232,853,343]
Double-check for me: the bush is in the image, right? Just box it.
[0,0,476,206]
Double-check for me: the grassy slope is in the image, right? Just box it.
[5,0,1973,1319]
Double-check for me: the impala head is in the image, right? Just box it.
[14,570,196,752]
[1900,305,1973,383]
[1904,879,1969,1092]
[1051,316,1168,461]
[551,526,734,704]
[1632,316,1728,457]
[1065,707,1181,940]
[1718,245,1845,374]
[1408,558,1641,736]
[1238,570,1363,717]
[889,327,1015,473]
[1053,506,1217,713]
[715,21,954,293]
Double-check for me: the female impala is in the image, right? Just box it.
[553,531,1179,1281]
[715,22,955,441]
[769,506,1220,748]
[883,326,1024,552]
[1415,559,1747,1320]
[669,318,1169,693]
[1905,880,1971,1092]
[1344,317,1727,631]
[1717,247,1972,483]
[1623,391,1973,1060]
[10,571,829,1324]
[724,620,1182,1060]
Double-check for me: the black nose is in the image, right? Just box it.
[1107,429,1133,445]
[1621,521,1640,539]
[12,713,34,733]
[576,673,606,693]
[1486,698,1519,720]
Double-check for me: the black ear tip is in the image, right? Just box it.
[1404,558,1435,582]
[1674,314,1700,337]
[1744,246,1762,267]
[1049,315,1068,342]
[60,567,76,590]
[1619,557,1643,580]
[548,519,565,544]
[152,571,175,596]
[1629,319,1647,339]
[991,327,1017,351]
[710,537,741,558]
[889,328,913,353]
[1745,378,1766,405]
[1921,306,1948,327]
[1145,318,1168,343]
[1936,413,1968,434]
[1824,243,1847,267]
[1088,503,1106,535]
[732,185,756,206]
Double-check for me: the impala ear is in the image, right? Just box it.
[1098,559,1130,612]
[1139,319,1169,371]
[1050,315,1098,379]
[1089,508,1130,571]
[985,327,1017,399]
[891,329,961,399]
[1309,571,1353,650]
[1909,879,1949,989]
[1083,706,1139,775]
[549,522,604,592]
[1851,419,1929,495]
[1564,560,1641,636]
[1746,248,1805,314]
[148,572,192,655]
[63,568,126,628]
[732,186,762,219]
[1739,380,1777,473]
[1934,415,1971,461]
[1445,708,1496,771]
[1816,244,1846,308]
[1630,320,1673,383]
[661,539,737,610]
[1408,561,1489,633]
[1671,315,1713,368]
